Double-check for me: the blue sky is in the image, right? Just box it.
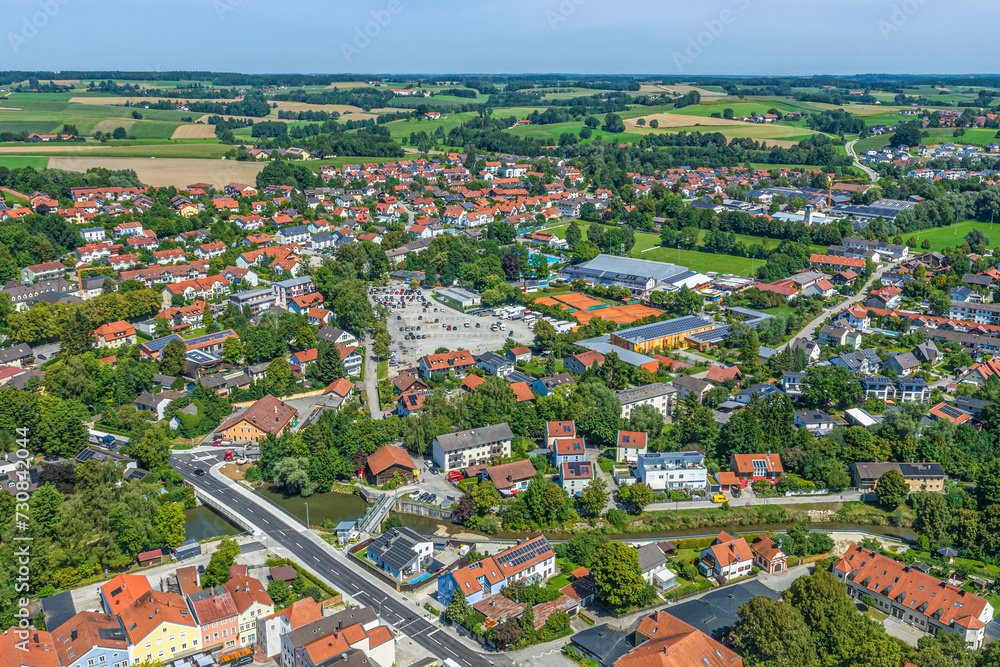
[4,0,998,75]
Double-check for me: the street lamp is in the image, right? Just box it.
[304,502,310,528]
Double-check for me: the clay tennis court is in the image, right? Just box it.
[47,156,264,188]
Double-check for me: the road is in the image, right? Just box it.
[846,139,879,182]
[779,264,889,352]
[645,489,869,512]
[171,449,497,667]
[363,333,384,420]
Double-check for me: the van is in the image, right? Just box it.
[711,494,728,504]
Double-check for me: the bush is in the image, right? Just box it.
[606,508,628,530]
[244,465,262,483]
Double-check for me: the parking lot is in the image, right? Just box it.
[370,283,536,368]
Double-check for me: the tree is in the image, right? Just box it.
[501,252,522,280]
[578,477,608,516]
[591,541,651,613]
[267,578,290,604]
[202,536,240,587]
[453,494,475,524]
[565,220,582,250]
[273,457,314,496]
[876,468,909,509]
[891,120,922,148]
[490,617,521,649]
[628,481,654,513]
[155,502,186,549]
[112,126,127,139]
[802,365,861,410]
[159,339,188,377]
[730,596,818,667]
[929,291,951,316]
[629,404,664,439]
[445,588,470,625]
[566,533,602,568]
[310,342,346,385]
[222,336,243,365]
[30,484,64,538]
[912,491,951,542]
[471,480,502,515]
[602,113,625,133]
[60,309,95,357]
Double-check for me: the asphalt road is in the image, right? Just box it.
[846,139,880,182]
[170,450,496,667]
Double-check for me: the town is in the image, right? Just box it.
[8,62,1000,667]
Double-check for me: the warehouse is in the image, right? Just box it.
[561,255,709,294]
[436,287,481,310]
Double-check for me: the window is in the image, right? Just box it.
[169,635,175,642]
[157,651,164,659]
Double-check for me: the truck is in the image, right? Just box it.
[101,434,116,446]
[224,449,235,462]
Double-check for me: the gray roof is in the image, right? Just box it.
[795,409,836,425]
[636,543,667,573]
[0,343,33,363]
[576,335,659,369]
[672,375,711,394]
[612,316,714,345]
[615,383,677,405]
[564,254,689,286]
[668,580,781,638]
[284,606,378,650]
[852,461,947,482]
[367,527,428,572]
[571,625,632,667]
[890,352,920,370]
[435,423,514,453]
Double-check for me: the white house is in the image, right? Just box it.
[635,451,708,492]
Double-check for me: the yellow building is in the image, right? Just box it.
[216,394,297,444]
[119,591,199,664]
[609,316,715,354]
[852,462,947,493]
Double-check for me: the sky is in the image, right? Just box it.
[4,0,1000,76]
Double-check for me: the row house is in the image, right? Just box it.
[859,377,930,402]
[437,535,555,606]
[76,242,114,264]
[195,241,227,260]
[153,248,187,265]
[119,262,209,287]
[161,276,230,308]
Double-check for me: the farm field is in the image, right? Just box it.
[0,141,231,159]
[0,155,48,169]
[47,156,264,188]
[629,123,818,147]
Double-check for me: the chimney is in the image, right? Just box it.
[71,628,78,641]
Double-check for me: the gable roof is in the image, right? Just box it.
[367,445,416,475]
[617,611,743,667]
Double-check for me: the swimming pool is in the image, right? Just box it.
[410,572,433,583]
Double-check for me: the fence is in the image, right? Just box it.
[194,488,256,535]
[347,539,442,593]
[229,387,327,409]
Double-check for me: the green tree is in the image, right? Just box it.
[309,342,346,385]
[60,309,95,357]
[590,541,651,613]
[731,596,818,667]
[471,480,502,515]
[445,588,470,625]
[628,403,664,439]
[912,491,951,542]
[565,221,582,250]
[267,578,290,604]
[578,476,608,516]
[566,533,602,568]
[222,336,243,365]
[802,365,861,410]
[153,317,172,339]
[628,481,653,513]
[30,484,64,538]
[155,502,186,549]
[876,468,909,509]
[202,536,240,587]
[159,339,188,377]
[273,457,314,496]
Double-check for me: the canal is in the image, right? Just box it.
[183,505,243,541]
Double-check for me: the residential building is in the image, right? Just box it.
[51,612,129,667]
[699,532,754,583]
[279,607,378,667]
[886,352,920,376]
[635,544,677,590]
[552,438,586,467]
[365,527,433,579]
[545,421,576,450]
[99,574,152,615]
[793,410,838,434]
[751,536,788,574]
[366,445,417,486]
[851,462,947,492]
[0,629,60,667]
[418,349,474,380]
[272,276,316,308]
[615,383,677,420]
[476,351,514,378]
[222,575,274,647]
[615,430,648,463]
[437,536,556,606]
[20,261,65,284]
[565,350,605,376]
[188,587,239,651]
[834,544,992,648]
[432,423,514,474]
[483,459,536,495]
[672,375,712,403]
[216,395,297,444]
[635,452,708,492]
[117,591,198,664]
[257,598,323,658]
[612,610,743,667]
[729,453,782,487]
[94,320,136,349]
[559,461,594,497]
[506,346,533,364]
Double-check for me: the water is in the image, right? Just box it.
[183,505,243,541]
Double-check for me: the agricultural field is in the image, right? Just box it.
[909,221,1000,253]
[46,156,264,188]
[0,155,48,169]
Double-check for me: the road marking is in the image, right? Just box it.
[426,628,440,638]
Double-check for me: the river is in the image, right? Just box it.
[247,486,918,544]
[183,505,243,541]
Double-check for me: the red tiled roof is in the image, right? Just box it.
[367,445,416,475]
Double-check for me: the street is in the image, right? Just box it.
[170,448,499,667]
[846,139,880,182]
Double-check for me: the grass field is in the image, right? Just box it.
[0,155,48,169]
[545,221,765,275]
[47,156,263,188]
[912,220,1000,252]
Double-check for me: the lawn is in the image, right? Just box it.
[545,220,765,276]
[912,220,1000,252]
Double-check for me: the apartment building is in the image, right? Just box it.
[432,423,514,474]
